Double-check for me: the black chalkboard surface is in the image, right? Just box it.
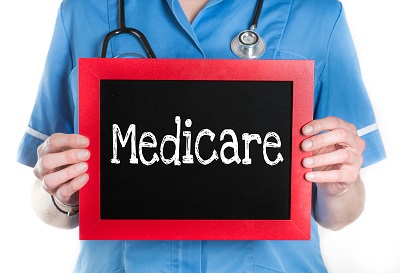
[79,58,314,240]
[100,80,292,220]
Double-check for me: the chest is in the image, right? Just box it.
[102,0,282,59]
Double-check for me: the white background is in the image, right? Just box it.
[0,1,399,272]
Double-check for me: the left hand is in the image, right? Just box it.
[301,116,366,196]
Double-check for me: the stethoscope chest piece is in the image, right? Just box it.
[231,30,266,59]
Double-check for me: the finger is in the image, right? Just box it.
[35,149,90,178]
[37,133,89,158]
[305,167,359,184]
[302,149,362,169]
[302,116,357,136]
[301,128,358,152]
[42,162,88,195]
[56,173,89,204]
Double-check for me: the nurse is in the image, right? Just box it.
[18,0,385,272]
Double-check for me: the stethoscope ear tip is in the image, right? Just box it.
[231,30,266,59]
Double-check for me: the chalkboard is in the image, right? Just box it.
[79,59,314,240]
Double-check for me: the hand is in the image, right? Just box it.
[33,133,90,206]
[301,116,366,196]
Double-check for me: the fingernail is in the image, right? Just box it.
[76,162,88,172]
[77,137,89,147]
[79,173,89,184]
[303,125,313,134]
[303,157,314,167]
[302,140,313,150]
[305,172,315,180]
[78,149,90,160]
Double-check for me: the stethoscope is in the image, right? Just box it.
[101,0,265,59]
[231,0,265,59]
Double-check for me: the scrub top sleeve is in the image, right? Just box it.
[314,5,385,167]
[17,4,74,168]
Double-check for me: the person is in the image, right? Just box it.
[17,0,385,272]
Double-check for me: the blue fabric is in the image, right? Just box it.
[17,0,385,272]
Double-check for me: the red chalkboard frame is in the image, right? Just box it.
[78,58,314,240]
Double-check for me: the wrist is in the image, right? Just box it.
[51,195,79,217]
[316,182,349,197]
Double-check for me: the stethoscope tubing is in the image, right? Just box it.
[250,0,264,30]
[101,27,156,58]
[100,0,156,58]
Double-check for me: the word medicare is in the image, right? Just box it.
[111,116,284,166]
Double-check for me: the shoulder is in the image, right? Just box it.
[61,0,102,10]
[290,0,342,22]
[291,0,342,12]
[276,0,347,77]
[59,0,108,19]
[56,0,110,35]
[54,0,111,61]
[279,0,345,54]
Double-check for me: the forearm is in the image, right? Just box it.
[314,176,365,231]
[31,178,79,229]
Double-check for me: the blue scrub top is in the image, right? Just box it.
[17,0,385,272]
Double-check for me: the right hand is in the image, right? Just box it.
[33,133,90,206]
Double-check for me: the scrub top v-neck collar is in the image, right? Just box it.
[165,0,224,58]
